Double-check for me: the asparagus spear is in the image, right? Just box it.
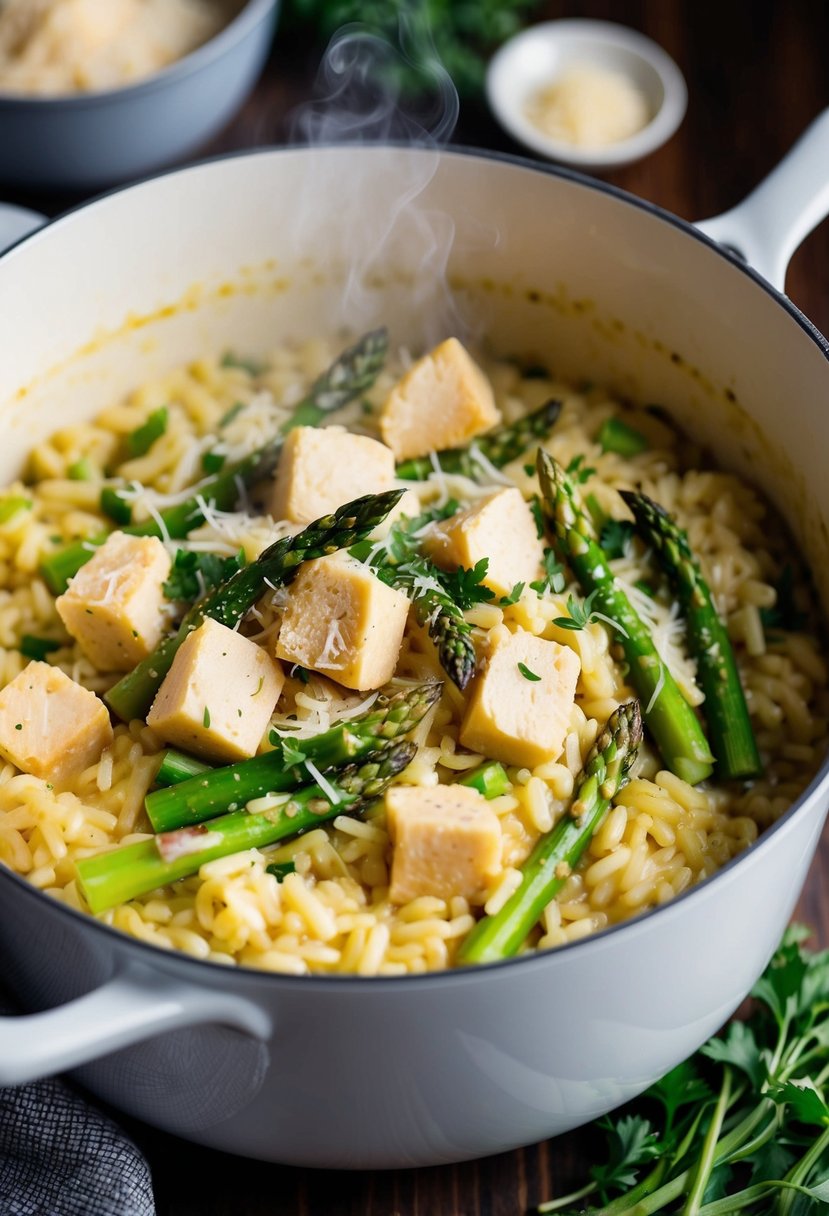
[145,680,442,832]
[39,328,389,594]
[456,761,510,799]
[395,398,562,481]
[537,450,713,785]
[155,750,210,788]
[406,575,478,691]
[620,491,761,781]
[105,488,404,723]
[457,701,642,965]
[77,741,415,915]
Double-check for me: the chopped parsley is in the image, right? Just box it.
[553,590,600,631]
[517,662,541,681]
[202,707,211,728]
[530,549,566,596]
[220,353,266,377]
[599,518,636,560]
[218,401,246,429]
[20,635,61,661]
[265,861,296,882]
[529,493,545,539]
[163,549,245,603]
[14,723,22,731]
[499,582,525,606]
[760,564,807,632]
[566,453,597,484]
[277,737,308,768]
[125,407,168,459]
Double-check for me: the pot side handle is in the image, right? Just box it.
[695,108,829,292]
[0,965,271,1087]
[0,204,47,256]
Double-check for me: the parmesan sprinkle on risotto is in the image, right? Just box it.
[0,330,823,975]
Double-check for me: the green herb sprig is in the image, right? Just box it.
[534,926,829,1214]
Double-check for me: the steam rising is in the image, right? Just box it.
[284,17,496,346]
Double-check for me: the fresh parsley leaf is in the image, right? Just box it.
[523,462,536,477]
[517,661,541,681]
[600,518,636,560]
[769,1080,829,1128]
[218,401,246,429]
[278,738,308,769]
[747,1139,797,1184]
[760,564,807,632]
[566,453,597,484]
[529,493,545,539]
[125,407,168,459]
[553,590,599,631]
[499,582,525,606]
[20,635,62,661]
[265,861,296,882]
[530,548,566,596]
[701,1020,767,1091]
[589,1115,660,1201]
[163,549,245,603]
[442,559,496,609]
[220,352,266,377]
[647,1059,711,1133]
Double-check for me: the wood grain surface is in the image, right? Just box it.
[11,2,829,1211]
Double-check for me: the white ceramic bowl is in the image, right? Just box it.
[0,0,279,191]
[487,18,687,170]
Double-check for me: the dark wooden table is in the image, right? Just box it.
[11,2,829,1211]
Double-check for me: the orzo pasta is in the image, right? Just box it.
[0,331,824,975]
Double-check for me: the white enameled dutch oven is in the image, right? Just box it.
[0,116,828,1169]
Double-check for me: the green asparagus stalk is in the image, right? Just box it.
[145,681,442,832]
[457,701,643,965]
[77,741,415,914]
[40,444,282,595]
[105,489,404,723]
[39,329,389,595]
[407,579,478,691]
[537,450,714,785]
[395,398,562,481]
[155,751,212,788]
[457,761,510,799]
[620,491,761,781]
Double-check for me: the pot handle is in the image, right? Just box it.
[696,108,829,292]
[0,204,47,256]
[0,965,271,1087]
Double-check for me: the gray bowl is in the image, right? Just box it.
[0,0,279,191]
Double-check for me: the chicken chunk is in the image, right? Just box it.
[56,531,172,671]
[0,661,113,785]
[275,553,410,691]
[460,627,581,768]
[269,426,396,524]
[423,487,544,597]
[147,618,284,764]
[386,784,502,904]
[380,338,500,461]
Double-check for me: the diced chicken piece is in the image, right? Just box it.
[56,531,172,672]
[147,618,284,764]
[275,553,410,691]
[269,426,396,524]
[386,784,502,904]
[0,661,113,785]
[423,487,544,598]
[460,628,581,768]
[380,338,500,461]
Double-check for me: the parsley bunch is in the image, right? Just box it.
[285,0,540,97]
[536,926,829,1214]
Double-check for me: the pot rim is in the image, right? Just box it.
[2,140,827,989]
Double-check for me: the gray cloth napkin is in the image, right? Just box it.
[0,1073,155,1216]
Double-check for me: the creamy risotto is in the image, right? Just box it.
[0,333,824,975]
[0,0,230,96]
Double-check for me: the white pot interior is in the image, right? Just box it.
[1,146,827,601]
